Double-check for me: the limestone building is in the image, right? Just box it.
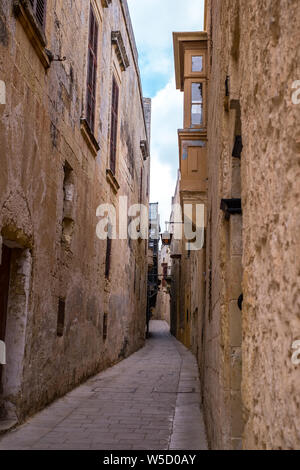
[146,202,160,335]
[170,31,208,352]
[0,0,150,427]
[152,244,171,325]
[170,0,300,450]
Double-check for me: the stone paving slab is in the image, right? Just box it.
[0,321,208,450]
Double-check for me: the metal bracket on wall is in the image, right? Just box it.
[220,199,242,220]
[45,49,66,63]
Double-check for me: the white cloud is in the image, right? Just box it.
[151,79,183,168]
[150,79,183,229]
[128,0,204,50]
[128,0,204,96]
[150,155,175,232]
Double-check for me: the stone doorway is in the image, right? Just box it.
[0,237,32,429]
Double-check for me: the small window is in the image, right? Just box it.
[192,56,203,72]
[191,83,203,126]
[57,299,65,337]
[29,0,47,30]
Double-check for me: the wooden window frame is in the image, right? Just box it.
[86,5,99,133]
[29,0,47,30]
[184,49,207,79]
[109,76,120,175]
[184,79,207,129]
[13,0,50,68]
[191,82,204,127]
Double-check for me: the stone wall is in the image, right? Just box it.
[202,0,300,450]
[0,0,150,424]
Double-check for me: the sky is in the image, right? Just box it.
[127,0,205,231]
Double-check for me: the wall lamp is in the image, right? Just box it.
[161,232,173,246]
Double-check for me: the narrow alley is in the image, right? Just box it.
[0,0,299,452]
[0,321,207,451]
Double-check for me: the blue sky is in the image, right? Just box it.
[127,0,205,229]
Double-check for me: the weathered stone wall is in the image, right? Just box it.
[238,0,300,450]
[0,0,150,423]
[203,0,300,450]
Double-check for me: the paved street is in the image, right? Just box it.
[0,321,207,450]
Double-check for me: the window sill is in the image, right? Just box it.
[13,0,50,69]
[106,169,120,194]
[80,118,100,157]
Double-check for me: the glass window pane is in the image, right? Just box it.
[192,83,203,103]
[192,56,203,72]
[191,104,203,125]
